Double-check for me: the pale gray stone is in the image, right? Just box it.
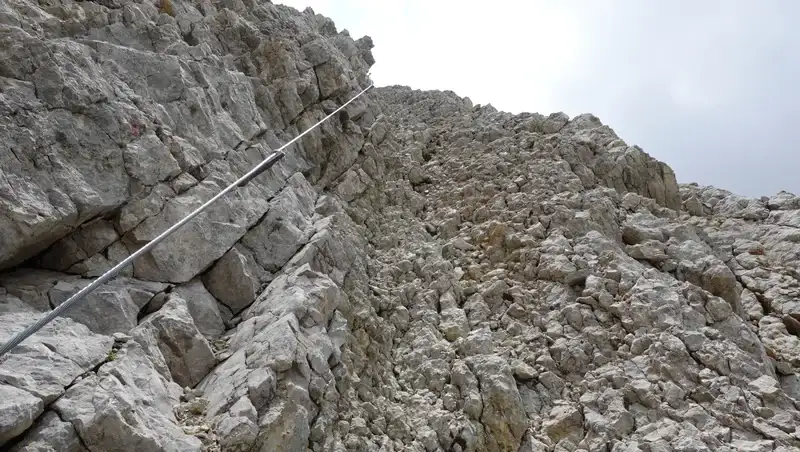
[212,396,259,452]
[123,133,181,186]
[53,341,202,452]
[137,297,216,388]
[48,280,140,335]
[4,2,800,450]
[116,183,176,233]
[466,355,527,450]
[124,177,269,283]
[0,384,42,447]
[171,279,226,340]
[240,173,317,274]
[10,411,87,452]
[204,245,261,315]
[542,112,569,134]
[543,404,584,442]
[0,269,79,312]
[0,310,112,447]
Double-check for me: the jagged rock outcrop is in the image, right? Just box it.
[2,1,800,452]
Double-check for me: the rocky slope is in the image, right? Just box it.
[1,1,800,451]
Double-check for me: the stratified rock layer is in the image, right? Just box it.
[1,1,800,452]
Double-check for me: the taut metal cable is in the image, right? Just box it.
[0,83,374,359]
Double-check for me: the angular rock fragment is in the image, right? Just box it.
[203,245,261,316]
[137,297,216,388]
[48,280,140,335]
[0,309,112,447]
[0,384,42,446]
[9,411,87,452]
[171,279,226,340]
[53,341,202,452]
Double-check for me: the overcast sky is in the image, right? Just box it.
[275,0,799,198]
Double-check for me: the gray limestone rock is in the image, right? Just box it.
[204,246,262,316]
[2,0,800,450]
[0,384,43,446]
[239,172,318,275]
[53,341,202,452]
[37,219,120,272]
[170,278,226,341]
[2,3,375,449]
[0,308,112,447]
[123,133,182,186]
[137,297,216,388]
[48,280,140,335]
[467,355,528,450]
[124,178,268,283]
[198,260,346,450]
[117,183,177,234]
[0,269,80,312]
[10,411,87,452]
[212,396,259,451]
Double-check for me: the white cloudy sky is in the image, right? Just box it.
[275,0,800,197]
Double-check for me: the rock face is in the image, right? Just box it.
[1,1,800,452]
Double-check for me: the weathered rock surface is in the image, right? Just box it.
[1,0,800,451]
[52,340,203,452]
[0,301,112,446]
[136,296,216,388]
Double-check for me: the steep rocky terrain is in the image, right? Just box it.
[2,1,800,451]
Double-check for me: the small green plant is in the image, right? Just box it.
[159,0,175,17]
[107,349,118,361]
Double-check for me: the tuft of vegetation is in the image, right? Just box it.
[159,0,175,17]
[107,349,118,361]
